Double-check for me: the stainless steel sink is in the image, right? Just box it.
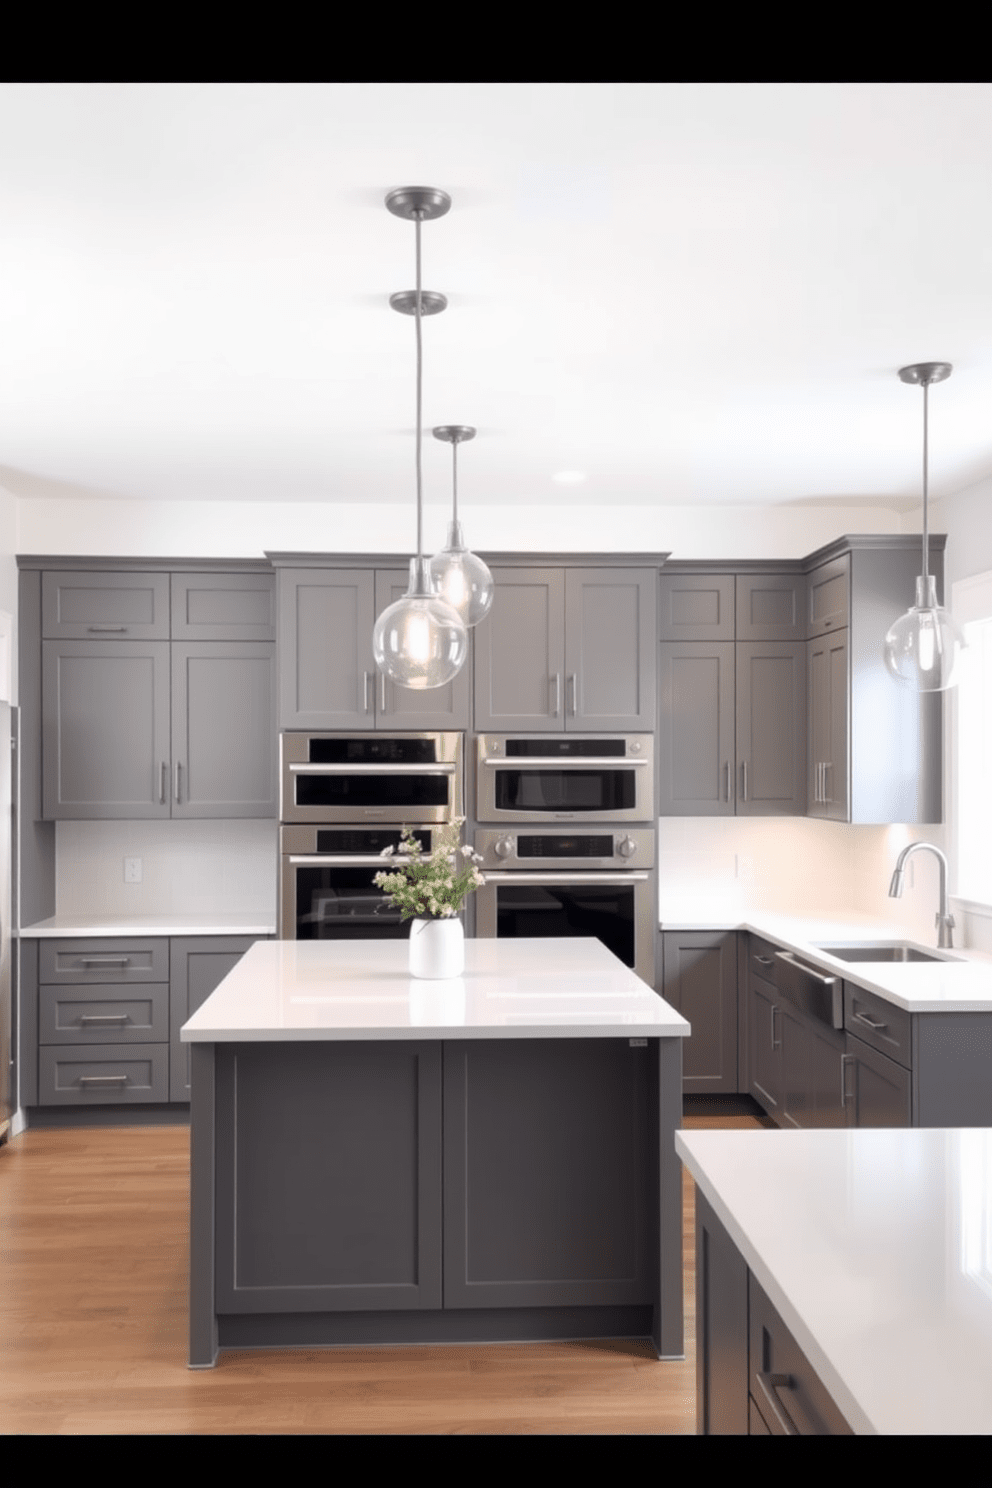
[815,941,960,964]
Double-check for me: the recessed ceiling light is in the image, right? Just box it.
[552,470,587,485]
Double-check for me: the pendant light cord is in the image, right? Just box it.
[452,437,459,525]
[921,378,930,591]
[415,210,424,563]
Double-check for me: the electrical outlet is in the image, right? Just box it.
[124,857,142,884]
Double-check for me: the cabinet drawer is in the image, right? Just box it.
[42,571,171,639]
[806,555,850,638]
[38,1044,170,1104]
[748,1274,852,1435]
[844,982,911,1068]
[39,983,170,1044]
[39,939,169,985]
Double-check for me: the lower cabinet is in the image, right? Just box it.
[22,934,263,1109]
[695,1189,853,1435]
[661,931,739,1094]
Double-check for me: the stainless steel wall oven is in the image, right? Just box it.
[473,827,656,986]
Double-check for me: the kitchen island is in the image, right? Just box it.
[678,1126,992,1434]
[182,937,689,1368]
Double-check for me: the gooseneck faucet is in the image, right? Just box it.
[888,842,955,949]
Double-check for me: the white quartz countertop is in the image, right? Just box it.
[181,937,690,1042]
[660,907,992,1012]
[677,1126,992,1436]
[19,913,276,938]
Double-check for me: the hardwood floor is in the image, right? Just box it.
[0,1106,768,1435]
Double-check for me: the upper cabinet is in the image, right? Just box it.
[38,569,277,821]
[276,567,470,731]
[474,566,657,731]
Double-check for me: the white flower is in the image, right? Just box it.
[379,845,395,858]
[460,845,474,857]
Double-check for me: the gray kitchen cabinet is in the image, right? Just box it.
[658,640,806,816]
[43,638,276,820]
[170,573,276,642]
[694,1189,853,1435]
[661,930,738,1093]
[658,573,736,642]
[42,639,172,819]
[735,573,806,643]
[805,539,942,823]
[276,567,469,731]
[41,571,171,640]
[171,643,277,818]
[169,936,262,1101]
[808,629,848,821]
[474,567,656,731]
[745,936,845,1130]
[746,967,784,1119]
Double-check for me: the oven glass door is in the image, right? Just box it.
[492,766,638,816]
[477,871,653,982]
[284,858,411,941]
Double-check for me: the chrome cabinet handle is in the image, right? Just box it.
[551,674,561,716]
[77,956,131,967]
[175,762,182,804]
[754,955,774,966]
[854,1010,887,1031]
[87,625,128,633]
[364,672,373,714]
[380,673,387,715]
[160,761,167,805]
[770,1003,780,1049]
[755,1372,800,1436]
[79,1014,130,1026]
[841,1052,852,1105]
[774,950,836,989]
[724,762,731,802]
[823,760,832,803]
[741,761,748,802]
[568,673,577,716]
[78,1075,129,1087]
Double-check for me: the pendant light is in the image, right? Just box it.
[883,362,966,692]
[429,425,494,626]
[372,187,468,690]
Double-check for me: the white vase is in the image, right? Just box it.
[408,917,465,979]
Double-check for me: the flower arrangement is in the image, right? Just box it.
[373,817,485,922]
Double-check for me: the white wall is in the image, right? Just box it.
[0,482,18,704]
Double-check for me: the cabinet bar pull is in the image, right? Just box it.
[724,762,730,802]
[77,956,131,967]
[364,672,373,714]
[160,761,167,805]
[774,950,837,989]
[824,760,832,803]
[380,673,387,715]
[741,761,748,801]
[754,955,774,967]
[79,1014,130,1025]
[841,1052,852,1105]
[754,1372,800,1436]
[568,673,577,716]
[78,1075,130,1087]
[86,625,128,633]
[854,1010,887,1031]
[771,1003,780,1050]
[552,674,561,716]
[175,762,182,804]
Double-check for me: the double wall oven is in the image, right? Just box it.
[279,732,463,941]
[473,734,657,986]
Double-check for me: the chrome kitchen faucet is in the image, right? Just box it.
[888,842,955,949]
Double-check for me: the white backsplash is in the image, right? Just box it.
[55,819,278,919]
[658,816,951,944]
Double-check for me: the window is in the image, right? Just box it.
[953,572,992,908]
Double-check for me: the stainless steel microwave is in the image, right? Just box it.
[280,731,464,825]
[475,734,654,824]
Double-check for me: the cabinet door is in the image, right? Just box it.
[657,643,736,816]
[171,642,277,818]
[41,571,170,640]
[373,571,470,729]
[735,574,806,642]
[564,569,656,729]
[169,937,260,1101]
[808,631,848,821]
[662,931,738,1093]
[844,1034,912,1128]
[42,640,171,819]
[747,973,781,1119]
[473,569,565,730]
[277,569,376,729]
[658,573,735,641]
[807,554,850,638]
[736,642,807,815]
[171,573,275,641]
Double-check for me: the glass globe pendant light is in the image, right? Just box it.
[372,187,468,690]
[429,425,494,626]
[883,362,965,692]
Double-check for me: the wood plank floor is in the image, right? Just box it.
[0,1106,768,1435]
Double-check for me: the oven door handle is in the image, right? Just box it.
[480,757,648,768]
[287,854,415,867]
[288,763,458,775]
[481,871,650,884]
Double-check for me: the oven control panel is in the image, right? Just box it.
[474,828,655,871]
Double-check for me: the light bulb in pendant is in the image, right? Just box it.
[429,425,494,627]
[373,556,467,690]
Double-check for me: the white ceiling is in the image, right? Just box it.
[2,81,991,511]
